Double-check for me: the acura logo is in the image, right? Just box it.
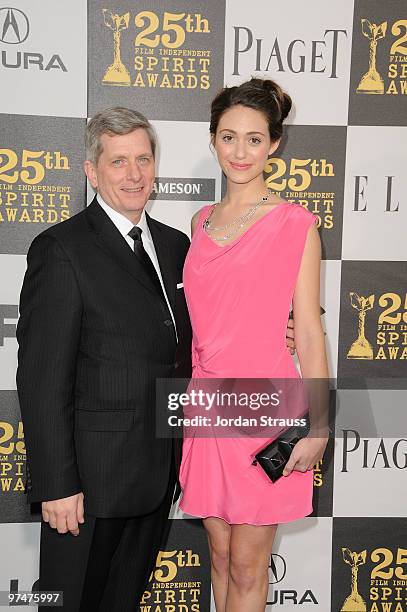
[269,553,287,584]
[0,7,29,44]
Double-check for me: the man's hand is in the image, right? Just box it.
[282,436,328,477]
[42,492,84,536]
[286,317,295,355]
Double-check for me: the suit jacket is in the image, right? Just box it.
[16,197,192,518]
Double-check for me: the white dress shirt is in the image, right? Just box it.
[96,194,177,336]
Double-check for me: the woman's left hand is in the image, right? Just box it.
[282,435,328,477]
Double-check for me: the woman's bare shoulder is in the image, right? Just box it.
[191,204,212,236]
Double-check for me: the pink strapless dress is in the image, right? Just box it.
[179,202,317,525]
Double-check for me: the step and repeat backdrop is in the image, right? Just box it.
[0,0,406,610]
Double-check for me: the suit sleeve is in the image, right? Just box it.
[174,233,192,378]
[16,233,83,503]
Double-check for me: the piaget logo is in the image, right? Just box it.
[264,156,335,229]
[0,148,71,224]
[233,27,347,78]
[347,291,407,361]
[0,420,25,493]
[102,7,211,90]
[357,17,407,95]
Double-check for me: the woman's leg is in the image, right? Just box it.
[203,517,232,612]
[226,524,277,612]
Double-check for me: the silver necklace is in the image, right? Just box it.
[203,189,272,242]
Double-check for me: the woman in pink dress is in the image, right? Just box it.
[179,78,329,611]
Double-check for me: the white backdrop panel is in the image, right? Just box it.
[149,120,222,236]
[0,255,26,390]
[0,523,40,596]
[342,126,407,261]
[334,389,407,517]
[0,0,87,118]
[224,0,354,125]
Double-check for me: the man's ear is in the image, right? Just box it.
[84,160,98,190]
[268,138,281,157]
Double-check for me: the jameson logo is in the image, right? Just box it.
[346,291,407,361]
[357,17,407,95]
[150,177,215,201]
[101,8,212,90]
[0,148,72,224]
[0,420,26,494]
[0,7,67,72]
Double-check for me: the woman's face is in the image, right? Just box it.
[213,105,279,186]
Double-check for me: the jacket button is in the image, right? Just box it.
[164,319,173,326]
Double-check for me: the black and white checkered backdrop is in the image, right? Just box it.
[0,1,405,610]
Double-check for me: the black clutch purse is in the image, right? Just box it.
[252,418,310,483]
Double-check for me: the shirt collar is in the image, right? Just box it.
[96,194,151,241]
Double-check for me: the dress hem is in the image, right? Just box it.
[178,502,313,526]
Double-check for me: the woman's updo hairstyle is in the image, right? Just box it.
[210,77,292,142]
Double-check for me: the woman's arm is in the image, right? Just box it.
[283,224,330,476]
[191,209,202,237]
[292,224,329,380]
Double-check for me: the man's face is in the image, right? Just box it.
[85,129,155,220]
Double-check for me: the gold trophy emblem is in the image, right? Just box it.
[347,293,374,360]
[341,548,367,612]
[102,9,131,86]
[357,19,387,94]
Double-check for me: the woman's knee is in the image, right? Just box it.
[229,556,268,592]
[210,541,230,574]
[204,518,231,575]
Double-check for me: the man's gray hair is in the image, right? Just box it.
[85,107,157,164]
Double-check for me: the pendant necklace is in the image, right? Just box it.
[203,188,273,242]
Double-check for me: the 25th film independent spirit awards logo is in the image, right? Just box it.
[338,262,407,387]
[263,125,346,260]
[0,6,67,72]
[332,518,407,612]
[349,1,407,125]
[0,114,85,254]
[0,392,38,522]
[140,520,211,611]
[88,0,225,119]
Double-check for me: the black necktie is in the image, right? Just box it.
[128,226,166,299]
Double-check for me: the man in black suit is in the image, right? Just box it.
[16,107,192,611]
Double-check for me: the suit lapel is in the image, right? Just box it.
[147,213,176,314]
[85,198,160,298]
